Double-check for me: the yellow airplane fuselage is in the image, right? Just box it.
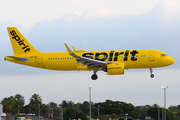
[4,27,175,80]
[5,50,174,70]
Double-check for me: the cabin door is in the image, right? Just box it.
[37,54,43,64]
[149,51,154,61]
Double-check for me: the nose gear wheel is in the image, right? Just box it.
[150,68,154,78]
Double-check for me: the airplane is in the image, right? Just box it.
[4,27,175,80]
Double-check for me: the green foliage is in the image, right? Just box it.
[14,94,25,115]
[79,101,89,115]
[15,115,23,120]
[1,96,16,116]
[169,105,180,119]
[169,105,180,111]
[1,94,180,120]
[96,100,138,119]
[64,108,86,120]
[53,116,62,120]
[111,113,117,119]
[61,100,74,108]
[29,94,42,115]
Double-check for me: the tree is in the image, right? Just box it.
[147,104,175,120]
[61,100,68,108]
[14,94,25,115]
[61,100,74,108]
[22,104,33,113]
[1,96,16,116]
[111,113,117,119]
[29,94,42,115]
[64,108,77,120]
[96,100,138,119]
[41,104,49,117]
[64,108,86,120]
[80,101,89,115]
[48,102,59,117]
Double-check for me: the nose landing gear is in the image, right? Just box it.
[150,68,154,78]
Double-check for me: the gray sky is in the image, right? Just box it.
[0,0,180,107]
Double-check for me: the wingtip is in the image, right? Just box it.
[72,46,76,51]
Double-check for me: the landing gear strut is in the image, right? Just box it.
[150,68,154,78]
[91,66,99,80]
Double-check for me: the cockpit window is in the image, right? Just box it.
[160,54,167,57]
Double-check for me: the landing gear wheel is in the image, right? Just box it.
[150,68,154,78]
[91,74,98,80]
[150,74,154,78]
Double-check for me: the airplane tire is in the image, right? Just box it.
[150,74,154,78]
[91,74,98,80]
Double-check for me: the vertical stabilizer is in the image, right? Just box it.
[7,27,39,55]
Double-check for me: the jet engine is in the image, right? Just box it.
[106,62,124,75]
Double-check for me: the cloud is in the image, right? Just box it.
[74,12,82,17]
[158,1,180,22]
[84,8,113,18]
[0,0,165,28]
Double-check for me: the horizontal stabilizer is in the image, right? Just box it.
[5,56,28,62]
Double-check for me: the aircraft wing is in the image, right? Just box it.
[64,43,111,69]
[5,56,28,62]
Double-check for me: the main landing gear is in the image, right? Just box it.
[91,74,98,80]
[150,68,154,78]
[91,66,99,80]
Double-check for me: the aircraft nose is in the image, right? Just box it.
[169,57,175,65]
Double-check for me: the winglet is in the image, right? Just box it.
[72,46,76,51]
[64,43,73,54]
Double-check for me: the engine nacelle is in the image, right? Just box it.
[106,63,124,75]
